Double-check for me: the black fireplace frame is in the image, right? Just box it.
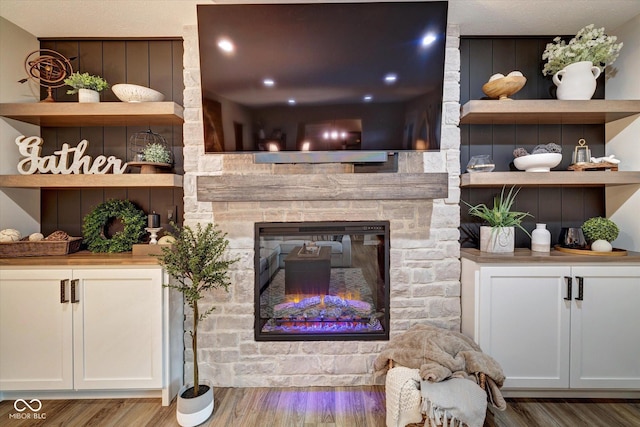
[254,220,390,341]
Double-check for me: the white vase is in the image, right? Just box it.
[531,223,551,253]
[479,226,514,253]
[552,61,601,100]
[176,379,214,426]
[78,88,100,103]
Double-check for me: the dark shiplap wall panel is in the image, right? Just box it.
[514,39,542,99]
[79,41,103,80]
[126,41,150,87]
[103,188,127,202]
[492,39,516,80]
[104,127,128,165]
[102,41,127,103]
[80,190,105,229]
[468,39,493,102]
[38,39,184,237]
[40,191,58,234]
[149,41,174,100]
[171,40,184,106]
[82,127,104,159]
[57,190,82,235]
[460,37,606,248]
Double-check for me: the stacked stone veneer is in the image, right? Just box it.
[180,24,461,387]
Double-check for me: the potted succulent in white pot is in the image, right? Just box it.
[464,186,532,253]
[155,222,238,427]
[64,71,109,102]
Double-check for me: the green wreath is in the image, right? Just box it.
[83,199,147,253]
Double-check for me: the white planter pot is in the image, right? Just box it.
[480,226,514,253]
[78,88,100,103]
[176,380,214,427]
[552,61,601,100]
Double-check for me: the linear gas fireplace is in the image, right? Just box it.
[255,221,390,341]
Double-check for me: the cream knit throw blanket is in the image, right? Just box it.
[374,324,506,411]
[420,378,487,427]
[385,366,423,427]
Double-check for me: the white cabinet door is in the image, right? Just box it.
[478,265,571,389]
[73,267,163,390]
[569,265,640,389]
[0,269,73,390]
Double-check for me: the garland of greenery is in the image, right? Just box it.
[83,199,146,253]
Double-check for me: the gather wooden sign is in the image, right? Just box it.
[15,135,128,175]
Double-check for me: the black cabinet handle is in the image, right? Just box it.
[71,279,79,303]
[60,279,69,303]
[564,276,573,301]
[576,276,584,301]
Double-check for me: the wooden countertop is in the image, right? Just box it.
[0,251,161,267]
[461,247,640,263]
[5,248,639,266]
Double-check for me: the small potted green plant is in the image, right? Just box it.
[64,71,109,102]
[155,222,238,427]
[582,216,619,252]
[143,142,172,164]
[464,186,532,253]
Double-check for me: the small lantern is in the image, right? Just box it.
[572,138,591,165]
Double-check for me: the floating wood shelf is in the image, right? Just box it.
[460,171,640,187]
[0,102,184,127]
[197,173,448,202]
[0,174,183,189]
[460,100,640,125]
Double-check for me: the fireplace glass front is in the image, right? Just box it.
[255,221,390,341]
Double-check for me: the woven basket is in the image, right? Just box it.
[0,237,82,258]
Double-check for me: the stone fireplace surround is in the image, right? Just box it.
[181,24,461,387]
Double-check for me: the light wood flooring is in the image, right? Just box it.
[2,387,639,427]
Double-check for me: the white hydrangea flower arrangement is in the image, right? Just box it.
[143,143,172,164]
[542,24,623,76]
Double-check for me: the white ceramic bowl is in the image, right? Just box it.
[514,153,562,172]
[112,84,165,102]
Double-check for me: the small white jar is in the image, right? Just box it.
[531,223,551,252]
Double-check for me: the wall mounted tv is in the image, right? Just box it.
[197,2,448,162]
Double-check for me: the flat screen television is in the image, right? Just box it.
[197,2,448,162]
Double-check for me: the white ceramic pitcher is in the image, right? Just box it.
[552,61,601,100]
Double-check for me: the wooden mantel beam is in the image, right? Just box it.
[197,173,449,202]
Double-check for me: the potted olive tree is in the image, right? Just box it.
[156,222,238,427]
[64,71,109,102]
[464,186,532,253]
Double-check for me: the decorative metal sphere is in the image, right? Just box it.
[23,49,74,102]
